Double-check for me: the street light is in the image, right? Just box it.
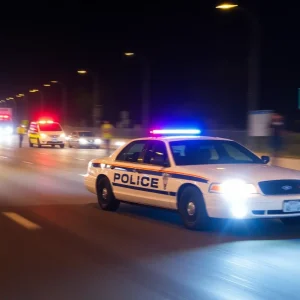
[29,89,44,112]
[77,70,87,74]
[124,52,150,128]
[77,69,100,127]
[43,83,51,87]
[49,80,68,125]
[216,2,238,9]
[124,52,135,57]
[216,1,260,115]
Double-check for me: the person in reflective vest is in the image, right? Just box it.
[101,121,113,155]
[17,124,26,148]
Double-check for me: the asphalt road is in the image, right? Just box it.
[1,136,300,299]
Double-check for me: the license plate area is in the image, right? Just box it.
[283,200,300,213]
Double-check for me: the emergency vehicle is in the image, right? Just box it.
[84,129,300,230]
[28,120,66,148]
[0,108,13,136]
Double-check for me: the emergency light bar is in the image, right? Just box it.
[150,129,201,135]
[38,120,54,124]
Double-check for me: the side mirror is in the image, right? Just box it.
[261,155,270,164]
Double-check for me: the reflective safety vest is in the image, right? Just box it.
[17,126,26,134]
[101,123,113,139]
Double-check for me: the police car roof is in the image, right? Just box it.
[134,136,232,142]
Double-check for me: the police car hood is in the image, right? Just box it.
[40,131,63,135]
[178,164,300,183]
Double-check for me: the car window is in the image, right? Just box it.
[78,132,93,137]
[144,141,169,166]
[116,140,148,163]
[170,140,263,165]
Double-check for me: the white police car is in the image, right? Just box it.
[84,129,300,230]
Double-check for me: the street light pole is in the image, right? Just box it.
[77,70,101,127]
[29,89,44,112]
[216,2,261,113]
[50,81,68,125]
[124,53,151,128]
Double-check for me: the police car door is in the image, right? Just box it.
[110,140,148,203]
[136,140,173,209]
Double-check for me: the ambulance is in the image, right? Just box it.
[28,120,66,148]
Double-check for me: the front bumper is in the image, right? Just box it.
[41,139,65,145]
[204,193,300,219]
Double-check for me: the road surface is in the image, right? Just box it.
[1,136,300,299]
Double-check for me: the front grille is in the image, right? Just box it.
[51,135,58,138]
[258,180,300,195]
[88,140,94,142]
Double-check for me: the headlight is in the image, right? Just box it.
[5,126,13,134]
[60,133,66,138]
[41,133,47,138]
[79,138,87,144]
[209,179,257,199]
[115,141,125,146]
[95,138,101,144]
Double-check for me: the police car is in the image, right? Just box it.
[84,129,300,230]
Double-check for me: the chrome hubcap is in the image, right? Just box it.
[102,188,108,200]
[187,202,196,216]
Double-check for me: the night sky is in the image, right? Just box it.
[1,1,300,129]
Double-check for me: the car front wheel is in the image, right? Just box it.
[178,186,211,230]
[97,177,120,211]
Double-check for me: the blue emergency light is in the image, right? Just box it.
[150,129,201,135]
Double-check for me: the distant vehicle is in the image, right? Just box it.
[84,129,300,230]
[67,131,101,149]
[28,120,66,148]
[0,108,13,136]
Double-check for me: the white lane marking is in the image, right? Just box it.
[23,161,33,165]
[0,156,8,159]
[2,212,42,230]
[78,174,87,177]
[76,158,85,161]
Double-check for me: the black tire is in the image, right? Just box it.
[178,186,211,230]
[97,177,120,211]
[37,138,42,148]
[281,217,300,226]
[29,139,33,147]
[68,143,72,148]
[60,144,65,149]
[96,146,100,149]
[51,145,55,148]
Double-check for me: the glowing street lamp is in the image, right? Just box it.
[124,52,135,57]
[216,2,238,9]
[77,70,87,74]
[43,83,51,87]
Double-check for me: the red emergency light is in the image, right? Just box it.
[38,120,53,124]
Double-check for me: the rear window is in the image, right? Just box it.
[78,132,93,137]
[39,123,62,131]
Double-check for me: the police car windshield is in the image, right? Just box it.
[170,140,263,165]
[39,123,62,131]
[78,132,93,137]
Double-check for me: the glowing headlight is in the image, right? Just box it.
[95,138,101,144]
[79,138,87,144]
[209,179,257,199]
[115,141,125,146]
[5,126,13,134]
[41,133,47,138]
[60,133,66,138]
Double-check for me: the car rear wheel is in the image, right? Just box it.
[60,144,65,149]
[281,217,300,226]
[97,177,120,211]
[178,186,211,230]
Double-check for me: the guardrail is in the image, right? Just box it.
[63,126,300,156]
